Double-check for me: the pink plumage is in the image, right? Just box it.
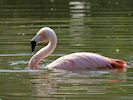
[45,52,126,70]
[28,27,127,70]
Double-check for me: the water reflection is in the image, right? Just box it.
[30,69,127,98]
[0,0,133,99]
[69,1,92,51]
[69,1,86,34]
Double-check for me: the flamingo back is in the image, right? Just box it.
[45,52,126,70]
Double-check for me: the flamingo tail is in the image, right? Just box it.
[110,59,127,69]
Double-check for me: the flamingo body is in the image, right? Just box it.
[28,27,127,70]
[45,52,126,70]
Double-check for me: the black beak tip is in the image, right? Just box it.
[31,40,36,52]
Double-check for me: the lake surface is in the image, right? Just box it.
[0,0,133,100]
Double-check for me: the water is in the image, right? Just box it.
[0,0,133,99]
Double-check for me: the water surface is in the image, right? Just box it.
[0,0,133,100]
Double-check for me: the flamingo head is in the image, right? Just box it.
[31,27,55,52]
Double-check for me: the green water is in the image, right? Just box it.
[0,0,133,100]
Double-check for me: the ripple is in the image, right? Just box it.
[8,60,28,65]
[0,69,38,73]
[0,53,32,57]
[0,53,65,57]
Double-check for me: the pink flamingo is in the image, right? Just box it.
[28,27,127,70]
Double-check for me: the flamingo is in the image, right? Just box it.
[28,27,127,70]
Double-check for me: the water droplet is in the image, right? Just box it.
[128,13,131,16]
[51,8,54,11]
[22,33,26,35]
[116,49,119,52]
[51,0,54,3]
[115,2,119,5]
[17,33,21,35]
[106,36,110,38]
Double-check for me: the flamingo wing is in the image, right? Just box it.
[45,52,127,70]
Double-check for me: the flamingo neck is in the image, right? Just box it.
[29,32,57,69]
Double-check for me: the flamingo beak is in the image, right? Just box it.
[31,40,36,52]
